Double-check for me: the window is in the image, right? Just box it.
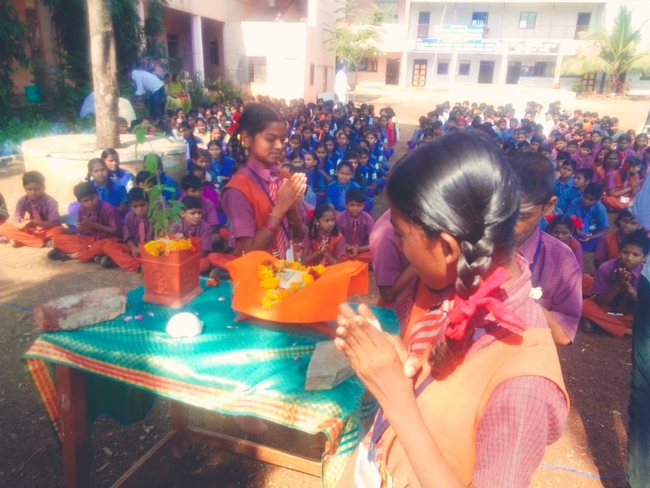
[458,62,471,76]
[209,40,219,66]
[375,0,398,23]
[310,63,315,85]
[533,62,547,76]
[417,12,430,38]
[471,12,488,26]
[167,34,180,59]
[519,12,537,29]
[248,56,267,83]
[437,61,449,75]
[412,60,427,87]
[358,57,378,72]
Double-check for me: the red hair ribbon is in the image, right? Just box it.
[545,213,558,224]
[622,161,631,171]
[306,209,314,221]
[445,267,526,342]
[570,215,583,230]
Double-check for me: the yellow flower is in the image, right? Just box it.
[258,259,326,309]
[301,274,314,285]
[143,237,194,256]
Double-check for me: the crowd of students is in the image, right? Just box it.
[2,93,650,486]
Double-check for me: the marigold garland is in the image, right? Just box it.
[258,260,326,309]
[143,237,195,256]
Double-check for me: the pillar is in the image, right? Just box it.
[499,52,509,85]
[449,51,458,87]
[399,51,408,87]
[191,15,205,81]
[554,54,564,87]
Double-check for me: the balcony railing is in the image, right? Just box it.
[414,23,589,40]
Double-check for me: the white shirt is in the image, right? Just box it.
[131,70,163,96]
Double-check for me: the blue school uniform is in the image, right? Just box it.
[211,154,235,192]
[160,172,179,201]
[325,180,361,212]
[566,197,609,251]
[556,186,583,214]
[324,154,338,179]
[554,175,574,198]
[308,168,326,194]
[110,169,134,192]
[94,180,127,208]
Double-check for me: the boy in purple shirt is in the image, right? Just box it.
[0,171,64,248]
[174,196,211,272]
[180,175,219,226]
[509,152,582,345]
[48,182,122,262]
[102,188,154,271]
[369,209,416,309]
[335,188,374,262]
[582,230,649,337]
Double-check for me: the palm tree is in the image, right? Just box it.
[561,6,650,94]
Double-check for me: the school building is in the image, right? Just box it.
[12,0,337,102]
[356,0,650,91]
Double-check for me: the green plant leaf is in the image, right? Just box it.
[144,153,158,173]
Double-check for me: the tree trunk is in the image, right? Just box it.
[87,0,119,149]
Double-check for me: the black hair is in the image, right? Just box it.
[73,181,97,201]
[567,139,579,147]
[561,159,577,171]
[22,170,45,186]
[344,149,358,160]
[86,157,114,193]
[387,132,520,376]
[508,152,555,205]
[580,140,594,149]
[101,148,120,164]
[345,187,365,204]
[620,229,650,255]
[127,187,148,203]
[336,161,353,173]
[583,182,603,198]
[576,168,594,181]
[181,174,202,191]
[547,214,576,234]
[135,170,157,186]
[615,208,636,227]
[182,196,203,211]
[195,148,210,161]
[618,134,632,144]
[626,156,643,168]
[238,103,284,140]
[207,140,221,150]
[308,203,338,241]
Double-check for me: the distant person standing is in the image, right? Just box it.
[125,67,165,122]
[628,178,650,487]
[334,67,349,105]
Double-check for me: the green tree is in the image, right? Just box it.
[562,6,650,94]
[324,0,384,95]
[0,0,28,116]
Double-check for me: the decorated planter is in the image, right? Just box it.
[140,237,202,308]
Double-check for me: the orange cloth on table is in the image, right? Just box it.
[103,241,141,272]
[336,328,569,488]
[0,222,63,248]
[52,235,118,262]
[602,173,637,211]
[226,250,368,323]
[582,298,633,338]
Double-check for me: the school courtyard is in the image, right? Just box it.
[1,91,647,487]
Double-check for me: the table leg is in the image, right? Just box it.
[170,400,189,458]
[56,365,90,488]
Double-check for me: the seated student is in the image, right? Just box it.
[48,182,122,262]
[566,139,579,159]
[0,171,64,248]
[582,230,650,337]
[594,208,641,269]
[566,183,610,252]
[510,152,582,345]
[601,156,642,212]
[594,149,622,184]
[573,140,594,169]
[173,196,211,272]
[117,117,129,135]
[546,214,584,270]
[304,150,325,204]
[556,168,592,213]
[87,157,128,215]
[554,159,576,197]
[326,161,361,212]
[102,148,134,192]
[189,166,220,213]
[290,166,317,208]
[336,188,374,262]
[369,209,416,310]
[300,203,345,266]
[179,121,203,165]
[207,140,234,193]
[180,175,220,228]
[101,188,153,271]
[188,148,218,183]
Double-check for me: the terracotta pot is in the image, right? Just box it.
[140,237,203,307]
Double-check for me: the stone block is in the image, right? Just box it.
[305,340,354,391]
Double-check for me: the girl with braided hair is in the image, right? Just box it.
[334,132,568,488]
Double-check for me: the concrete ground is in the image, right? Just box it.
[1,91,647,487]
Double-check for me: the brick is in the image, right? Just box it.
[34,287,127,332]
